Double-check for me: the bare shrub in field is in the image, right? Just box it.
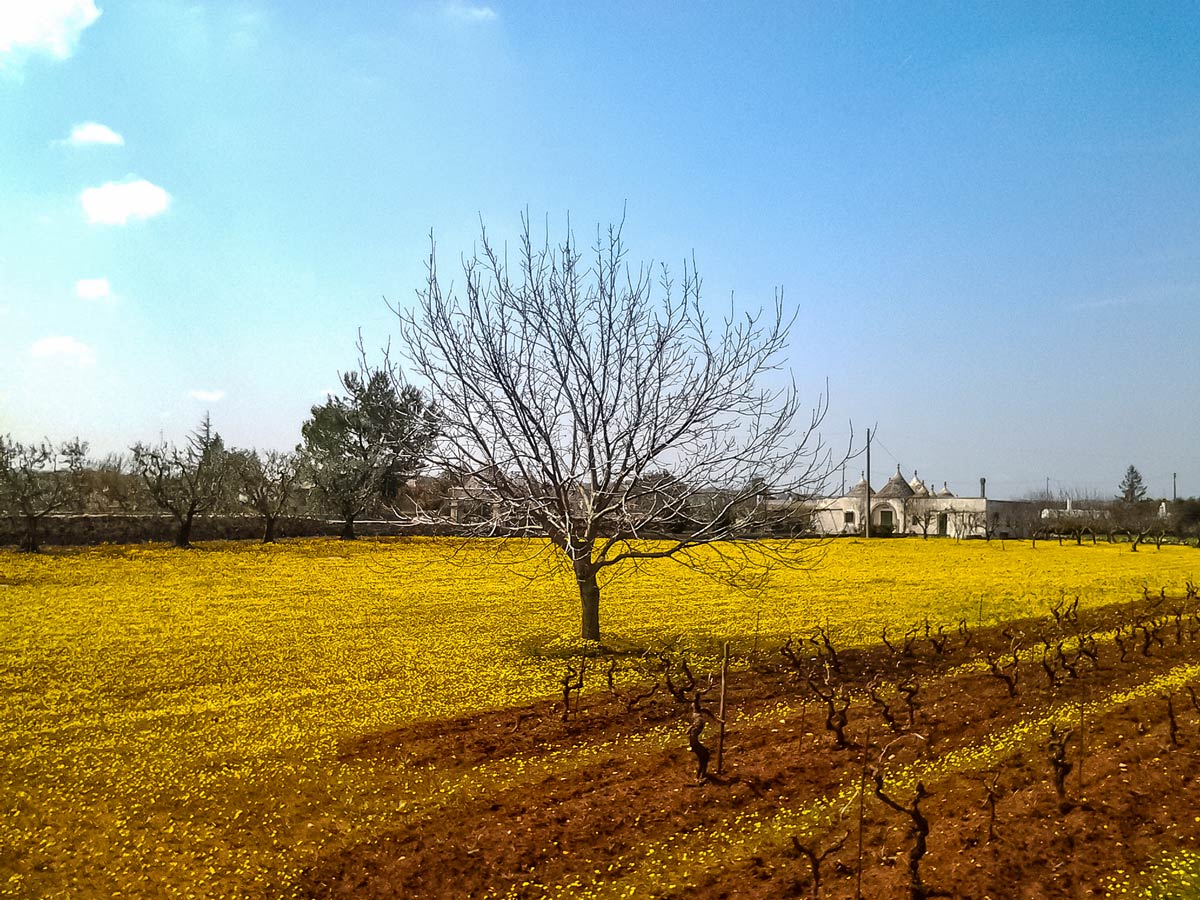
[873,770,937,900]
[663,656,721,782]
[790,830,848,899]
[1047,725,1074,809]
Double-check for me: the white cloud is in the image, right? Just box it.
[29,335,96,366]
[229,10,265,51]
[0,0,101,69]
[80,178,171,225]
[445,2,498,22]
[188,389,226,403]
[63,121,124,146]
[74,277,113,301]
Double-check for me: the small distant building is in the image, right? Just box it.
[807,466,1039,539]
[1039,496,1108,522]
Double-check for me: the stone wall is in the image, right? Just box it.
[0,515,463,549]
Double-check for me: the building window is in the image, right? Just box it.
[879,509,894,528]
[843,511,855,524]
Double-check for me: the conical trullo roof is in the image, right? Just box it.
[875,465,915,499]
[936,481,955,498]
[846,475,874,498]
[909,470,930,497]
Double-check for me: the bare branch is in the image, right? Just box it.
[392,215,840,639]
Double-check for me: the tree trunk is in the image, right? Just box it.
[262,515,277,544]
[575,561,601,641]
[176,512,194,549]
[19,515,40,553]
[341,515,357,541]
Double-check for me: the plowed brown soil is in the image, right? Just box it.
[299,594,1200,899]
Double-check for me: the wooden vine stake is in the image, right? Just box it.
[716,641,730,775]
[855,725,871,900]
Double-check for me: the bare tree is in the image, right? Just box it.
[394,215,837,641]
[393,469,455,518]
[1112,499,1159,551]
[0,436,87,552]
[231,448,304,543]
[82,452,146,512]
[131,415,229,548]
[910,507,937,539]
[946,506,988,542]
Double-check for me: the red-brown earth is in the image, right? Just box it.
[300,593,1200,899]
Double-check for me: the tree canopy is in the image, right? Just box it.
[301,365,438,539]
[1118,464,1148,504]
[0,435,87,552]
[395,215,835,640]
[230,448,304,543]
[130,415,229,548]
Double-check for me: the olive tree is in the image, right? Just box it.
[0,435,87,552]
[131,415,229,548]
[1171,498,1200,547]
[230,448,304,543]
[394,216,836,641]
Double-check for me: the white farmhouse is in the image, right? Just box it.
[807,466,1036,539]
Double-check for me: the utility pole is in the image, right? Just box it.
[864,428,872,539]
[1174,472,1178,502]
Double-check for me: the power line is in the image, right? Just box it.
[871,434,903,472]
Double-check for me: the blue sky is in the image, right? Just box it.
[1,1,1197,500]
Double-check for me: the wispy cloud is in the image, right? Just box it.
[1065,282,1197,312]
[75,277,114,302]
[81,178,172,225]
[61,121,124,146]
[188,389,226,403]
[1066,296,1139,312]
[445,2,498,23]
[0,0,101,72]
[229,9,266,51]
[29,335,96,366]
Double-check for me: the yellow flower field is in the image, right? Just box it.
[0,536,1196,899]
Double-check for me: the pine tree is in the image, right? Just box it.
[1118,464,1147,503]
[301,365,438,540]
